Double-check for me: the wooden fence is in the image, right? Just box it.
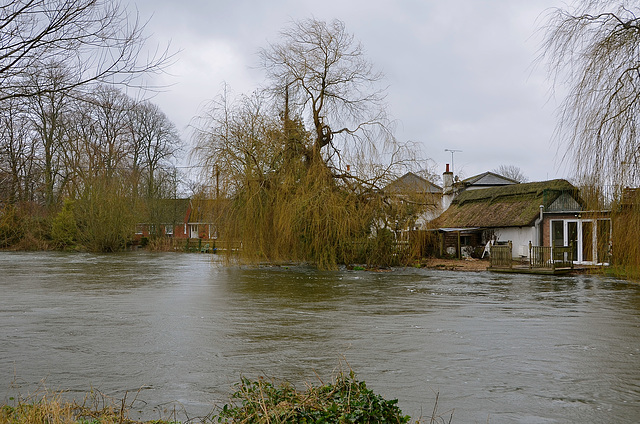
[173,238,242,253]
[490,243,513,269]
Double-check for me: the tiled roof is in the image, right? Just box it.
[383,172,442,194]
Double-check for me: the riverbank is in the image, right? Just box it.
[0,371,431,424]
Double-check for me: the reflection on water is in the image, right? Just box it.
[1,251,640,422]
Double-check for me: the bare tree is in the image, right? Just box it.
[87,85,131,180]
[0,97,39,203]
[259,18,394,173]
[491,164,528,183]
[192,19,420,269]
[127,100,182,199]
[26,61,75,207]
[0,0,172,102]
[542,0,640,187]
[192,87,290,198]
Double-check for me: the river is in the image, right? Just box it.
[1,251,639,423]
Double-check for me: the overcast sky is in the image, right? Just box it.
[131,0,571,183]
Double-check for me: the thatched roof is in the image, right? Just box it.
[433,179,579,228]
[383,172,442,195]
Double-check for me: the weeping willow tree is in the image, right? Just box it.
[192,19,418,269]
[543,0,640,187]
[543,1,640,278]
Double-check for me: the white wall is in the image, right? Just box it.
[493,227,537,258]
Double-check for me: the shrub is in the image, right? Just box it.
[217,370,411,424]
[0,204,24,248]
[0,203,51,250]
[74,178,136,252]
[51,199,78,249]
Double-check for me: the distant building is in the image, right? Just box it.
[135,198,221,240]
[441,164,518,211]
[382,172,442,229]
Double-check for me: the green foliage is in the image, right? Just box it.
[0,203,51,250]
[51,199,78,249]
[73,177,137,252]
[611,204,640,280]
[217,371,410,424]
[0,205,24,248]
[226,157,390,270]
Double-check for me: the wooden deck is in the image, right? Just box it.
[488,265,574,275]
[488,243,575,275]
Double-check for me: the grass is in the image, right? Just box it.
[0,388,180,424]
[1,370,454,424]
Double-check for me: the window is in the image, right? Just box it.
[552,221,564,247]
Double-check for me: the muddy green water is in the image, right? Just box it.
[1,251,639,423]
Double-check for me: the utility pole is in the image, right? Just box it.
[444,149,462,175]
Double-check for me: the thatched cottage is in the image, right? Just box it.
[431,179,611,265]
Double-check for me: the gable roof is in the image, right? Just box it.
[462,171,519,188]
[383,172,442,195]
[433,179,579,228]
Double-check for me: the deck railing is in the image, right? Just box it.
[490,242,574,270]
[529,243,573,270]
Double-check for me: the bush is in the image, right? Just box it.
[0,204,24,248]
[0,203,51,250]
[217,371,410,424]
[1,371,451,423]
[51,199,78,249]
[74,178,136,252]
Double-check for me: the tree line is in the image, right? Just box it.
[2,0,639,276]
[1,77,181,207]
[0,0,180,251]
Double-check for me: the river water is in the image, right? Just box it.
[1,251,639,423]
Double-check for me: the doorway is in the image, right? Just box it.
[550,219,603,265]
